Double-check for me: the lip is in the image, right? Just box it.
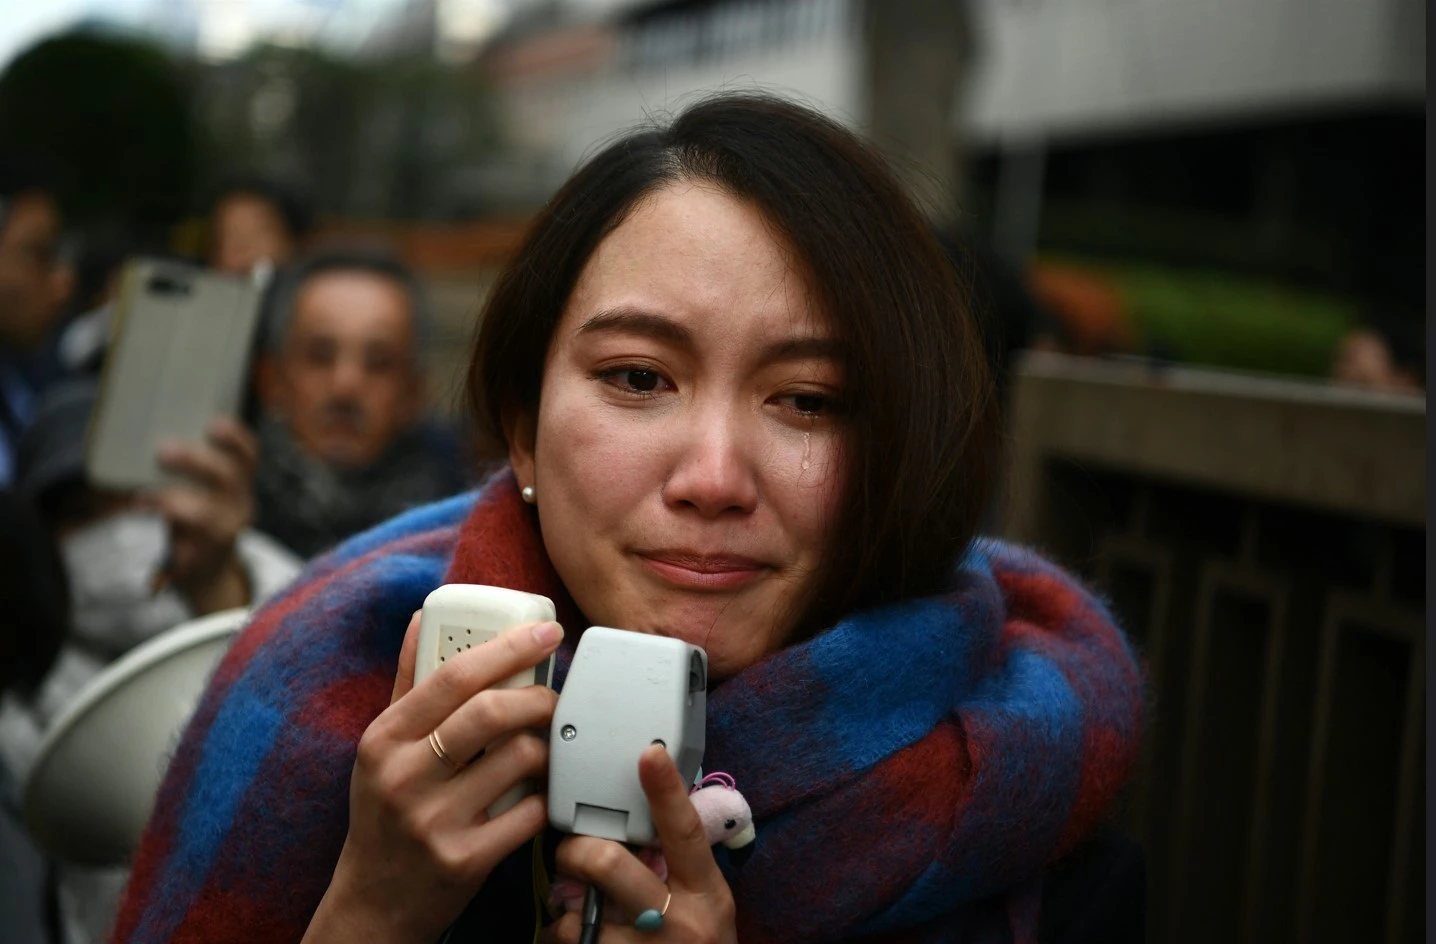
[637,551,771,591]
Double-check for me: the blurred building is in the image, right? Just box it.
[468,0,1422,213]
[473,0,863,210]
[963,0,1424,271]
[965,0,1422,139]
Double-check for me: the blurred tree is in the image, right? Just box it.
[0,30,195,237]
[194,44,502,222]
[197,44,369,216]
[377,54,503,220]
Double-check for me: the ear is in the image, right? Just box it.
[502,401,537,491]
[49,262,74,316]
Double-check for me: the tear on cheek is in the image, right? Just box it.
[795,451,841,488]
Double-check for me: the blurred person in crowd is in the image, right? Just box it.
[1330,308,1424,395]
[54,228,144,377]
[0,374,302,944]
[0,153,71,488]
[208,176,313,277]
[1,382,301,944]
[0,491,67,944]
[0,378,302,944]
[252,249,467,558]
[0,379,301,782]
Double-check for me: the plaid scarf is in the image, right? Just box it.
[113,469,1142,944]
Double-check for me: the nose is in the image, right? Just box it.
[662,403,759,518]
[329,351,366,398]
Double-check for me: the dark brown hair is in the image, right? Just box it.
[471,94,1000,632]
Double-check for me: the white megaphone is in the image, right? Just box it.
[23,607,248,866]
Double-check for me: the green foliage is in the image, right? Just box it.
[0,29,195,229]
[0,27,506,228]
[1060,258,1357,376]
[196,43,370,215]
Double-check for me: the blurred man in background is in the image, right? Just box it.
[253,249,465,558]
[208,176,312,277]
[0,154,71,487]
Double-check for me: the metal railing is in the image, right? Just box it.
[1004,352,1425,944]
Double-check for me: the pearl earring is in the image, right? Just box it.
[521,485,536,504]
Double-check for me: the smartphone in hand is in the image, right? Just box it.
[87,259,263,490]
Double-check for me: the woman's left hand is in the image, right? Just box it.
[544,743,738,944]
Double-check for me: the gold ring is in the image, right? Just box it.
[429,729,464,772]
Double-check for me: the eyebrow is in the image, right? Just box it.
[758,336,846,368]
[576,306,845,367]
[578,307,693,348]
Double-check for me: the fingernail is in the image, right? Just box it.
[532,621,563,647]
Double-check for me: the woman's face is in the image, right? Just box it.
[510,182,846,679]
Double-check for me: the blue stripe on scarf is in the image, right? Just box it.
[142,693,285,942]
[276,552,448,686]
[811,599,979,774]
[810,544,1003,776]
[853,644,1085,934]
[321,490,478,569]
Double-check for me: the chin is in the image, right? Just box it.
[317,440,375,468]
[634,601,775,677]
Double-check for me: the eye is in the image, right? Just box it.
[623,369,661,392]
[597,367,669,397]
[790,394,829,415]
[364,349,400,374]
[723,818,737,830]
[301,340,337,368]
[775,391,841,417]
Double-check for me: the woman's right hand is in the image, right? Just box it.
[303,613,565,944]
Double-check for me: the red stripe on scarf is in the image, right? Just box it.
[998,572,1143,855]
[297,672,394,742]
[444,470,587,632]
[215,526,458,694]
[111,807,176,943]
